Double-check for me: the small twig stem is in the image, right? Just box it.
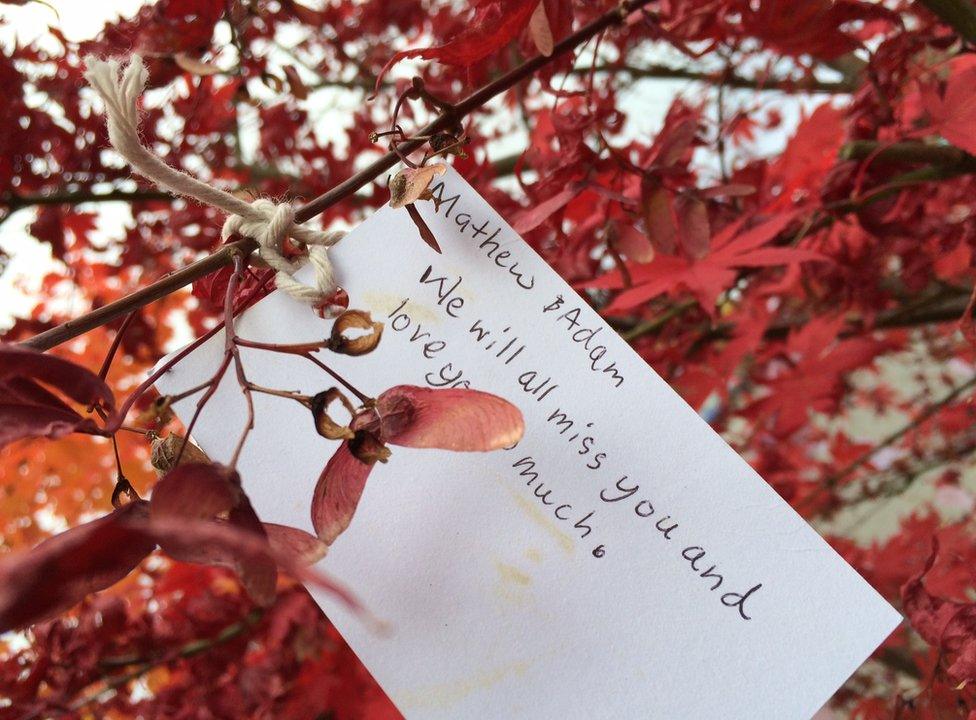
[828,374,976,487]
[302,352,372,405]
[64,609,264,714]
[225,254,256,469]
[176,353,231,465]
[96,311,137,381]
[246,383,311,405]
[235,338,328,354]
[25,241,255,352]
[113,269,274,424]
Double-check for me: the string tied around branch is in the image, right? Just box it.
[82,54,342,308]
[220,200,343,307]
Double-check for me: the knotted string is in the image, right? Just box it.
[83,54,342,306]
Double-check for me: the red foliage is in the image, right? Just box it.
[0,502,155,632]
[4,0,976,716]
[0,344,115,449]
[375,0,541,90]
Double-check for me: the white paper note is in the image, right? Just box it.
[155,169,901,720]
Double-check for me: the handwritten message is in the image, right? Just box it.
[156,168,900,719]
[381,181,762,621]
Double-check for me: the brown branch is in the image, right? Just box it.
[313,62,857,95]
[842,431,976,511]
[759,287,976,342]
[618,133,976,343]
[24,241,256,352]
[840,140,976,168]
[790,373,976,518]
[585,63,858,93]
[5,152,522,218]
[1,188,175,210]
[620,299,698,342]
[655,285,975,352]
[22,0,653,353]
[294,4,648,222]
[65,609,264,714]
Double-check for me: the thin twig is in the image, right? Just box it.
[96,311,137,382]
[584,63,858,94]
[303,352,372,405]
[827,374,976,487]
[1,188,174,211]
[225,254,255,469]
[64,609,264,714]
[113,268,275,424]
[234,337,370,405]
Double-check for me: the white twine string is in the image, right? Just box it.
[83,54,342,306]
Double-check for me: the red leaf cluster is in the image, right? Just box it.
[375,0,540,91]
[0,344,114,449]
[902,539,976,685]
[0,501,155,632]
[0,462,334,633]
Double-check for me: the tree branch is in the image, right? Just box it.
[840,140,976,169]
[64,609,263,714]
[1,188,176,210]
[3,151,526,216]
[316,63,858,95]
[21,0,654,353]
[24,241,254,351]
[618,154,976,346]
[618,284,976,350]
[586,64,857,93]
[826,373,976,487]
[759,286,976,342]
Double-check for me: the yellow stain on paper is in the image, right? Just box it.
[362,292,441,324]
[397,660,531,711]
[494,560,533,608]
[506,488,575,555]
[495,561,531,587]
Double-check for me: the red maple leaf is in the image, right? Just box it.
[590,212,825,315]
[374,0,539,91]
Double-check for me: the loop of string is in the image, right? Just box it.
[83,54,341,306]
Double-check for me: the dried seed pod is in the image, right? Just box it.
[388,163,447,209]
[150,433,211,476]
[311,388,357,440]
[430,132,468,156]
[136,394,174,427]
[328,309,383,356]
[429,132,456,152]
[349,430,392,465]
